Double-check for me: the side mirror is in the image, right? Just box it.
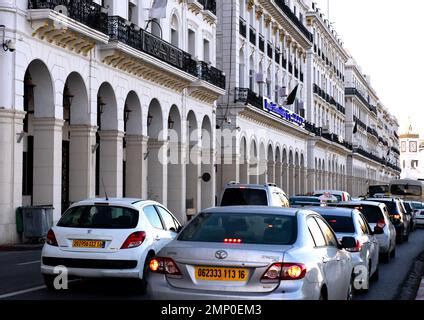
[176,225,183,233]
[373,226,384,235]
[341,236,356,250]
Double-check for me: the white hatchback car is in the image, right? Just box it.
[41,198,182,293]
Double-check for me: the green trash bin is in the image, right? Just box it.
[16,207,23,234]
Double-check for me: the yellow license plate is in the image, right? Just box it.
[72,240,105,248]
[195,267,249,282]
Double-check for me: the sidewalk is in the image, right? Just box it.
[416,279,424,300]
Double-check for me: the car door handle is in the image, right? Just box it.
[154,236,160,241]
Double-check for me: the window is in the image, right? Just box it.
[221,188,268,206]
[316,218,339,247]
[57,205,139,229]
[188,29,196,56]
[203,39,210,62]
[322,215,355,233]
[178,212,298,245]
[156,206,180,232]
[356,215,369,234]
[307,217,326,247]
[144,205,164,230]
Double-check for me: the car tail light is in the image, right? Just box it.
[261,263,306,282]
[224,238,242,244]
[121,231,146,249]
[377,219,386,229]
[46,229,58,247]
[346,240,362,253]
[392,214,401,220]
[149,257,182,276]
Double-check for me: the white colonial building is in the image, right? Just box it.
[344,57,400,196]
[0,0,226,244]
[400,124,424,180]
[215,0,312,198]
[304,2,350,194]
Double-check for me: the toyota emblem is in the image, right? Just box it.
[215,250,228,260]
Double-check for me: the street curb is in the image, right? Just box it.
[396,250,424,300]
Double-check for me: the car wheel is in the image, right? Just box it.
[138,254,154,295]
[43,274,56,291]
[390,247,396,259]
[380,251,391,263]
[371,266,379,282]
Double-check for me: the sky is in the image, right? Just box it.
[315,0,423,134]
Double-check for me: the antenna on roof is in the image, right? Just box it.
[101,178,109,201]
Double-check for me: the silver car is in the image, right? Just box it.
[147,207,355,300]
[330,201,397,262]
[310,207,380,293]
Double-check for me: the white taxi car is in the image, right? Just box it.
[41,198,181,293]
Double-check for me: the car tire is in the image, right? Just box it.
[138,254,154,295]
[43,274,56,291]
[380,251,391,263]
[390,247,396,259]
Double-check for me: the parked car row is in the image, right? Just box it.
[39,185,421,300]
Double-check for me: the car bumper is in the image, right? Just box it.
[41,244,142,279]
[415,218,424,226]
[146,273,319,301]
[376,235,390,253]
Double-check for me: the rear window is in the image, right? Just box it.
[375,201,399,215]
[178,212,297,245]
[390,184,422,197]
[369,185,389,196]
[220,188,268,206]
[411,202,424,210]
[333,205,383,223]
[315,193,342,201]
[57,205,139,229]
[290,197,321,205]
[321,215,355,233]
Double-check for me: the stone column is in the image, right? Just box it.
[239,156,249,184]
[201,147,215,209]
[187,144,201,215]
[98,130,124,198]
[147,139,168,205]
[258,159,268,184]
[275,161,282,189]
[249,157,259,184]
[168,142,185,222]
[267,160,275,184]
[282,163,289,193]
[0,109,25,245]
[32,118,64,222]
[69,125,97,203]
[307,168,316,194]
[288,164,295,196]
[125,135,148,199]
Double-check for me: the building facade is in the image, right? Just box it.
[0,0,225,244]
[400,124,424,180]
[0,0,401,245]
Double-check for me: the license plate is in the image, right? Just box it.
[72,240,105,248]
[195,267,249,282]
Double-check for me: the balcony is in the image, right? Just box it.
[234,87,263,109]
[345,87,370,109]
[272,0,313,42]
[239,17,247,38]
[353,116,367,131]
[367,126,378,139]
[101,16,225,100]
[28,0,109,55]
[198,0,217,15]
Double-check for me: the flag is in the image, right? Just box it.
[149,0,168,19]
[285,85,299,106]
[353,121,358,134]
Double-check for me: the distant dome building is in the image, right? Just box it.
[400,123,424,180]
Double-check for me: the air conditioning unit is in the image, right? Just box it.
[278,86,287,97]
[255,73,265,83]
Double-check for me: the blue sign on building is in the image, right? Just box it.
[263,98,305,127]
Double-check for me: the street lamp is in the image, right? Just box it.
[63,84,74,122]
[168,116,175,130]
[97,95,106,114]
[124,104,132,123]
[147,113,153,126]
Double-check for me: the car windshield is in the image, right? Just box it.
[333,205,382,223]
[221,189,268,206]
[369,200,399,215]
[315,193,342,201]
[321,215,355,233]
[411,202,424,210]
[178,212,297,245]
[57,205,139,229]
[390,184,422,197]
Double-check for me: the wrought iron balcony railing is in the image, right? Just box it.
[28,0,108,34]
[274,0,313,42]
[234,87,263,109]
[107,16,225,89]
[345,87,370,109]
[198,0,216,15]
